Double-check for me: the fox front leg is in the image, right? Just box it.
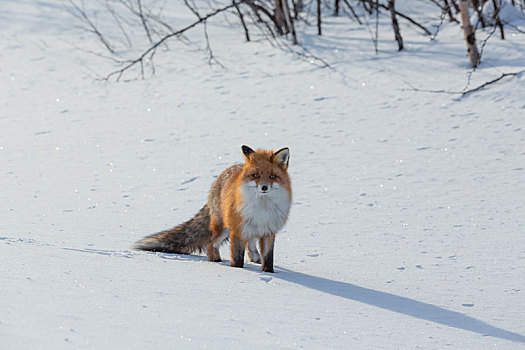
[230,232,245,268]
[259,234,275,273]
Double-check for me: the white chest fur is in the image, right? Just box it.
[239,181,291,239]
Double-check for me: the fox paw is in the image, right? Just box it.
[247,255,261,264]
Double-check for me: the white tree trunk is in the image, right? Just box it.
[459,0,481,68]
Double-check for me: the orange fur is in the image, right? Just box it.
[211,146,292,271]
[135,145,292,273]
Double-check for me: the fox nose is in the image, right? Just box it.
[261,185,268,192]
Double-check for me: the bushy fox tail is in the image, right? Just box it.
[133,205,212,254]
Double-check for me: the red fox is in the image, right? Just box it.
[133,145,292,272]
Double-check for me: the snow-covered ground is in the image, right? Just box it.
[1,0,524,348]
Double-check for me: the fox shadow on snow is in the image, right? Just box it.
[153,252,525,344]
[273,267,525,344]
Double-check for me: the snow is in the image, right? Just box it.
[1,0,524,348]
[483,0,525,25]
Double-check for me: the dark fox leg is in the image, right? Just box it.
[208,220,226,262]
[260,234,275,273]
[230,232,245,268]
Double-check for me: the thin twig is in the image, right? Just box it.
[233,0,251,41]
[404,70,523,97]
[203,20,226,68]
[463,25,498,91]
[281,41,333,69]
[342,0,363,25]
[105,0,133,48]
[184,0,202,18]
[430,6,449,40]
[103,1,249,81]
[461,71,521,95]
[67,0,115,53]
[374,0,379,53]
[360,0,433,36]
[138,0,154,43]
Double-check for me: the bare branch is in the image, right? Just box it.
[341,0,363,25]
[104,0,250,81]
[282,0,298,43]
[461,71,521,96]
[67,0,115,53]
[203,20,226,68]
[247,2,283,36]
[137,0,154,43]
[105,1,133,48]
[389,0,404,50]
[404,70,524,97]
[390,6,432,36]
[233,0,251,41]
[184,0,202,19]
[430,5,449,40]
[360,0,433,36]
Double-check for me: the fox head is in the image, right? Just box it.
[240,145,291,197]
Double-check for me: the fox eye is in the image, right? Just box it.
[270,174,276,179]
[253,174,260,179]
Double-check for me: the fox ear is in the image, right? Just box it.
[272,147,290,169]
[242,145,255,160]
